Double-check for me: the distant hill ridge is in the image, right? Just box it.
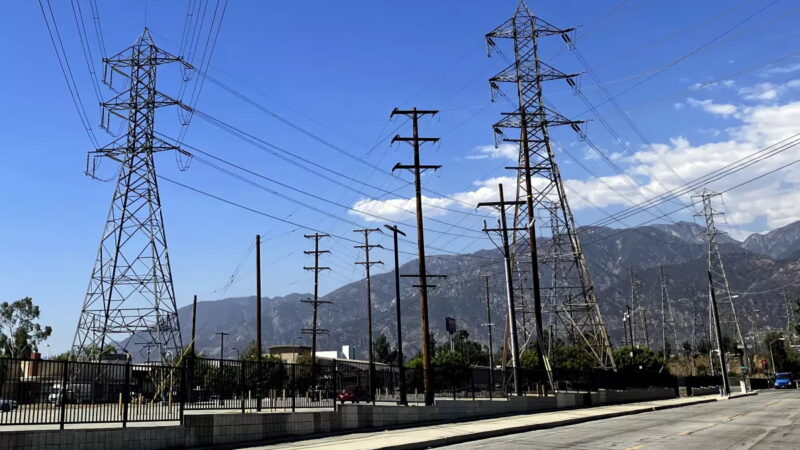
[170,220,800,360]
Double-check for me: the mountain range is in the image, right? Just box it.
[179,220,800,360]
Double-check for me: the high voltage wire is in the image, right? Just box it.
[579,0,779,112]
[189,107,487,219]
[494,46,684,224]
[174,138,484,238]
[582,149,800,248]
[158,132,485,236]
[87,0,107,58]
[188,67,488,215]
[591,132,800,227]
[37,0,100,148]
[68,0,103,106]
[157,174,498,262]
[181,1,228,136]
[430,148,800,292]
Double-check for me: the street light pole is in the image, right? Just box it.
[216,332,229,361]
[768,337,785,377]
[231,347,240,360]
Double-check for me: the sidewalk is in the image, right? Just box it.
[245,394,734,450]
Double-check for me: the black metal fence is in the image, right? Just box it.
[0,357,180,428]
[0,356,722,428]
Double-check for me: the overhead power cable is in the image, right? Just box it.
[158,175,497,262]
[169,136,484,238]
[38,0,99,148]
[582,0,779,110]
[187,67,486,213]
[189,107,487,219]
[582,145,800,248]
[591,132,800,227]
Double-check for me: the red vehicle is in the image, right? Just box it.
[337,387,370,404]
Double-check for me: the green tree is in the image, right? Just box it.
[794,295,800,337]
[520,348,540,369]
[613,346,665,374]
[552,345,596,371]
[373,334,394,364]
[0,298,52,358]
[763,331,800,374]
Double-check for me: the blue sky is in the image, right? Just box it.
[2,0,800,354]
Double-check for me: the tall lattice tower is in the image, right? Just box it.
[695,190,750,372]
[486,1,615,369]
[72,29,187,361]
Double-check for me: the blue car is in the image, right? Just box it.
[774,372,794,389]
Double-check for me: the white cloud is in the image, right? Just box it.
[686,97,738,117]
[350,100,800,231]
[763,62,800,76]
[465,143,517,160]
[738,79,800,102]
[351,195,453,222]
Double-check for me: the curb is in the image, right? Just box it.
[378,398,718,450]
[726,391,759,400]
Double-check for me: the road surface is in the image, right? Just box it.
[442,390,799,449]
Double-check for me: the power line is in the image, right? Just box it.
[157,174,497,261]
[591,132,800,228]
[37,0,99,147]
[157,133,485,237]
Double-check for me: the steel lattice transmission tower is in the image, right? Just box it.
[72,29,189,361]
[695,190,750,374]
[486,1,615,369]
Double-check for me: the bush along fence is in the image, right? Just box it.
[0,356,725,428]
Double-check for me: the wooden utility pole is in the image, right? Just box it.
[256,235,263,411]
[390,107,445,406]
[384,224,408,405]
[354,228,383,404]
[626,305,634,349]
[256,235,263,359]
[191,295,198,357]
[302,233,331,375]
[478,183,524,396]
[483,276,495,397]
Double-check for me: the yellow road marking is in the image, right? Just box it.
[729,413,745,420]
[764,401,779,408]
[626,445,645,450]
[677,431,690,435]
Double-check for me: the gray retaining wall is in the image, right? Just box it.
[0,388,677,449]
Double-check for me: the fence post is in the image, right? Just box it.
[179,360,186,424]
[291,364,296,413]
[332,361,338,412]
[470,368,475,400]
[452,369,456,401]
[59,359,69,430]
[122,359,131,428]
[240,361,246,413]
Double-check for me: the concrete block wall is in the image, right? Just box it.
[1,387,678,449]
[592,387,676,405]
[0,425,185,450]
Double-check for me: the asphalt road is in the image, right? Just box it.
[442,390,800,449]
